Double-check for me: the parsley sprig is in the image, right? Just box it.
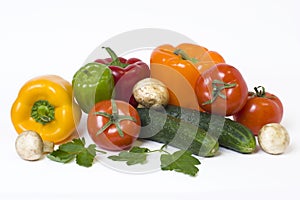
[47,138,201,176]
[47,138,106,167]
[108,145,201,177]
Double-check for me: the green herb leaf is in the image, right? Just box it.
[47,138,100,167]
[108,146,201,176]
[160,150,201,177]
[129,146,150,153]
[87,144,97,156]
[59,141,84,153]
[76,149,95,167]
[108,151,148,165]
[47,150,75,163]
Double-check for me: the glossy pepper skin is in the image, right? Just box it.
[11,75,82,144]
[150,43,225,110]
[72,62,114,113]
[95,47,150,107]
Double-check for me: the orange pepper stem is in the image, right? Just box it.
[94,99,136,137]
[31,100,55,125]
[173,49,198,64]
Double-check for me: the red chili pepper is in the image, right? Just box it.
[95,47,150,107]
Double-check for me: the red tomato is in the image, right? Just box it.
[87,100,141,151]
[233,86,283,136]
[195,63,248,116]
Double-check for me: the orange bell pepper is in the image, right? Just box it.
[150,43,225,110]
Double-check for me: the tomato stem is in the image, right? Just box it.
[202,80,236,105]
[254,86,266,97]
[94,99,137,137]
[252,86,277,100]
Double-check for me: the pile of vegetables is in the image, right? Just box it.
[11,43,290,177]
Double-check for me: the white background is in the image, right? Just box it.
[1,0,300,199]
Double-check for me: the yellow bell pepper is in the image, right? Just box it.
[11,75,82,144]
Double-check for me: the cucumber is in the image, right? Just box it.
[163,105,256,153]
[137,108,219,157]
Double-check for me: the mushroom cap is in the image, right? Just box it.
[258,123,290,155]
[133,78,169,108]
[15,130,44,161]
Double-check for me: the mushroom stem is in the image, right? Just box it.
[43,140,54,153]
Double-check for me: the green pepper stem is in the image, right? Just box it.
[94,99,137,137]
[102,47,128,68]
[31,100,55,125]
[173,49,198,64]
[202,80,237,105]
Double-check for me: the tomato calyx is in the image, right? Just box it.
[250,86,276,99]
[94,100,137,137]
[249,85,267,97]
[173,49,198,64]
[202,79,237,105]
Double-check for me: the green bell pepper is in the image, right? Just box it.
[72,62,114,113]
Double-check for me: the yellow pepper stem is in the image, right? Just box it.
[31,100,55,125]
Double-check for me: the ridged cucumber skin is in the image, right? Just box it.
[164,105,256,153]
[137,108,219,157]
[154,105,256,154]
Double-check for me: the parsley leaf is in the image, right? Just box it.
[47,150,75,163]
[129,146,150,153]
[59,138,85,153]
[160,150,201,177]
[87,144,97,156]
[108,146,201,176]
[76,148,95,167]
[108,151,148,165]
[107,146,150,165]
[47,138,101,167]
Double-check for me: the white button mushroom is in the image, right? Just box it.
[258,123,290,155]
[15,130,54,161]
[133,78,169,109]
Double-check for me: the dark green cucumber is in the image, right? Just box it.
[137,108,219,157]
[163,105,256,153]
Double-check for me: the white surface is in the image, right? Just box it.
[1,0,300,199]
